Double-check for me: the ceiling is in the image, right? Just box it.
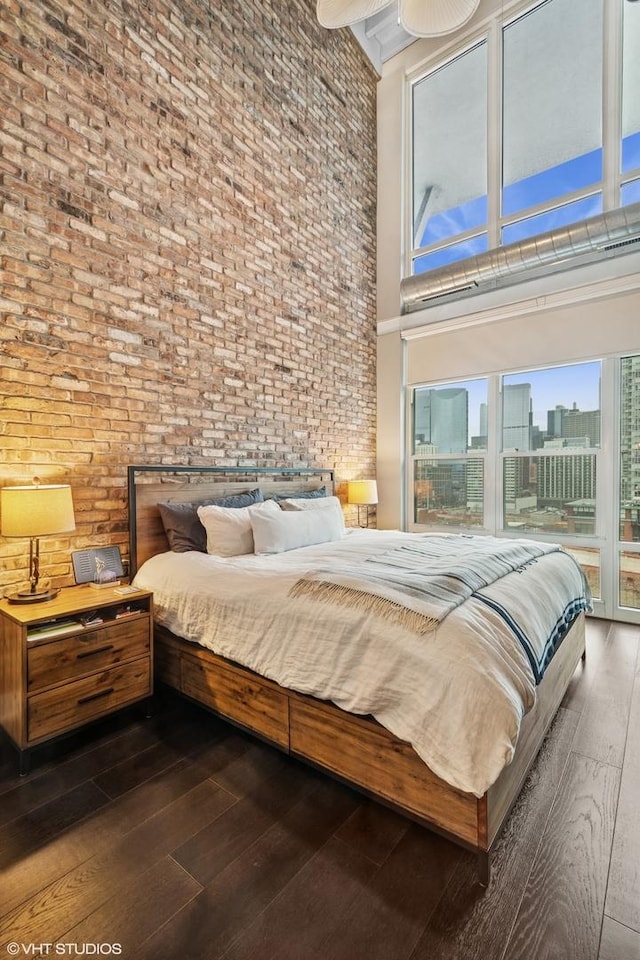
[348,2,417,73]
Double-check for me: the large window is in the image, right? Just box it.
[412,43,488,267]
[622,0,640,178]
[409,0,640,277]
[501,362,600,534]
[410,357,640,620]
[502,0,603,237]
[412,378,487,527]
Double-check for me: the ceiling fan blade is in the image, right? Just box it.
[399,0,481,37]
[317,0,395,29]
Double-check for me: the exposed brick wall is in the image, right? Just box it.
[0,0,377,592]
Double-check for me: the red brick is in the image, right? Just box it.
[0,0,376,593]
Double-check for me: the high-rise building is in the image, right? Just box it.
[620,355,640,509]
[503,383,532,452]
[414,387,468,454]
[538,439,596,505]
[546,403,600,445]
[502,383,532,505]
[547,405,567,439]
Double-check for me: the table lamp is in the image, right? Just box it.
[347,479,378,528]
[1,482,76,603]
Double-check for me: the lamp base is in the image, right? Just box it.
[7,588,60,604]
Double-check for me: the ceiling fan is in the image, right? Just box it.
[317,0,482,37]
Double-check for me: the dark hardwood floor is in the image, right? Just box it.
[0,618,638,960]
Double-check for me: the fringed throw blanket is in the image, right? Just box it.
[289,535,561,637]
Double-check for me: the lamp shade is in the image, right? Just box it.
[1,484,76,538]
[347,480,378,505]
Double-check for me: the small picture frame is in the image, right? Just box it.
[72,546,124,586]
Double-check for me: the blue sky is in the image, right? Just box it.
[415,132,640,275]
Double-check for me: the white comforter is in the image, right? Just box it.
[133,529,586,797]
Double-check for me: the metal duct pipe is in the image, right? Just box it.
[400,201,640,313]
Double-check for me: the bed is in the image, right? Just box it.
[128,465,589,884]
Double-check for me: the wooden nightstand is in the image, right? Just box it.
[0,584,153,774]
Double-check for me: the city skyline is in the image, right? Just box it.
[416,360,601,446]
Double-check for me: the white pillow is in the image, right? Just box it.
[278,495,345,533]
[197,499,279,557]
[251,503,344,555]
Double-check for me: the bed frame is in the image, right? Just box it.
[128,465,586,884]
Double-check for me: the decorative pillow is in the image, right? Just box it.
[197,499,279,557]
[273,485,327,501]
[158,488,263,553]
[277,495,345,534]
[251,501,344,555]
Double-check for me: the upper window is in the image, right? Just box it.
[502,0,603,224]
[412,43,488,262]
[622,0,640,176]
[409,0,640,276]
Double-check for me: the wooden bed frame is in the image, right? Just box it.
[128,465,586,884]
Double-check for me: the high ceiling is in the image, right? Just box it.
[348,2,417,72]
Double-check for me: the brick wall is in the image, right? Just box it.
[0,0,377,592]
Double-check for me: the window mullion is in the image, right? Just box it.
[603,0,622,210]
[486,374,501,534]
[487,15,502,250]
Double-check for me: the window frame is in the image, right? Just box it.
[406,0,639,280]
[406,355,640,623]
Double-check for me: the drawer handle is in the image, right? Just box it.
[76,644,115,660]
[77,687,114,705]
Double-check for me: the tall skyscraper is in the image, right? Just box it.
[503,383,532,452]
[620,356,640,506]
[414,387,468,454]
[547,405,567,439]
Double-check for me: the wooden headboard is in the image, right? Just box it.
[127,465,335,576]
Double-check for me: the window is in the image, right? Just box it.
[501,363,601,453]
[409,362,618,608]
[502,0,603,219]
[622,0,640,175]
[501,362,600,536]
[412,378,487,526]
[409,357,640,619]
[409,0,639,278]
[411,43,487,274]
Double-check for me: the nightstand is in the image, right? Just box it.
[0,584,153,774]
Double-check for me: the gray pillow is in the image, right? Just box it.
[273,485,328,502]
[158,488,263,553]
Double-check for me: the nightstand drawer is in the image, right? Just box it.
[28,658,151,742]
[27,618,150,691]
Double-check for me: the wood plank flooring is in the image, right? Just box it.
[0,618,638,960]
